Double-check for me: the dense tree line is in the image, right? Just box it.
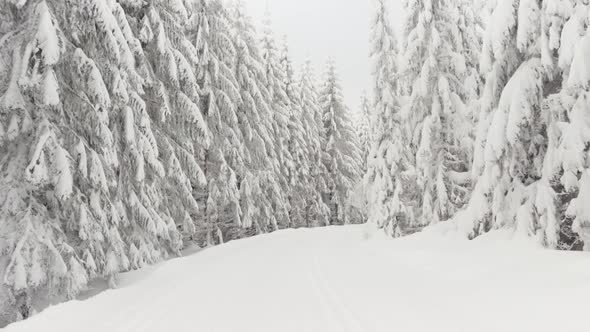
[0,0,362,323]
[364,0,590,251]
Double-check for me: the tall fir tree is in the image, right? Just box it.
[0,0,184,319]
[542,0,589,250]
[364,0,413,236]
[457,0,484,142]
[465,0,569,247]
[399,0,474,228]
[0,1,90,319]
[279,37,312,228]
[125,0,210,253]
[356,91,371,174]
[299,60,331,227]
[230,1,283,234]
[186,0,243,245]
[319,59,362,225]
[259,9,292,229]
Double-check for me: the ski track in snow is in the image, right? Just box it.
[4,225,590,332]
[310,254,369,332]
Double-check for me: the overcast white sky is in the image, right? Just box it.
[243,0,403,114]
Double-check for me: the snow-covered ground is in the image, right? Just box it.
[4,225,590,332]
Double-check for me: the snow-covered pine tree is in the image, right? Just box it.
[0,1,78,319]
[543,1,590,250]
[259,9,293,229]
[456,0,484,138]
[0,0,161,319]
[299,59,331,227]
[465,0,569,247]
[230,1,283,234]
[124,0,211,249]
[279,37,312,228]
[319,59,362,225]
[399,0,474,228]
[356,91,371,173]
[81,0,179,278]
[186,0,243,245]
[364,0,414,236]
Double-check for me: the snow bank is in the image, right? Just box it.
[5,225,590,332]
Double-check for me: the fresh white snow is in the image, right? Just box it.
[4,224,590,332]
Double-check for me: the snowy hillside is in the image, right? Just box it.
[5,225,590,332]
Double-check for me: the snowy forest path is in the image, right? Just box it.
[5,225,590,332]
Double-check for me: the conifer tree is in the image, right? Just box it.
[543,1,589,249]
[279,37,311,228]
[400,0,474,228]
[465,0,568,247]
[121,0,210,254]
[89,0,180,278]
[230,1,283,234]
[299,60,331,227]
[356,92,371,173]
[259,10,293,229]
[319,59,362,225]
[457,0,484,136]
[0,0,170,318]
[0,2,79,318]
[364,0,414,236]
[186,0,243,244]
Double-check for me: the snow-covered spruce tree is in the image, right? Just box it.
[319,59,362,225]
[0,1,81,320]
[186,0,243,245]
[259,10,293,229]
[399,0,474,228]
[465,0,573,247]
[117,0,209,251]
[0,0,167,320]
[456,0,484,133]
[298,59,331,227]
[356,91,371,173]
[279,37,312,228]
[364,0,414,236]
[230,1,284,234]
[544,1,590,250]
[80,0,182,278]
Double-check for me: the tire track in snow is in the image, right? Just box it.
[310,255,372,332]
